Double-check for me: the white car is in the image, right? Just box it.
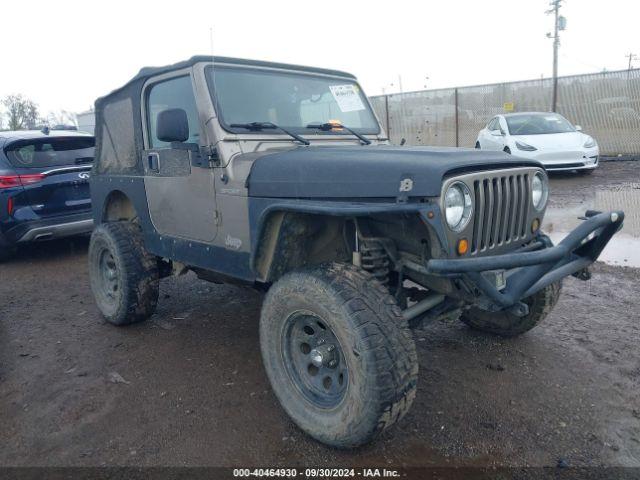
[475,112,599,173]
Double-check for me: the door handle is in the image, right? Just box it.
[148,153,160,172]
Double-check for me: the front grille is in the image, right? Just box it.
[470,172,530,254]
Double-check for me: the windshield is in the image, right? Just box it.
[206,66,380,135]
[505,114,576,135]
[6,136,95,168]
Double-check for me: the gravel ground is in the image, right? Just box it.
[1,161,639,469]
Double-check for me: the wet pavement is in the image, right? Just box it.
[0,161,639,469]
[545,163,640,267]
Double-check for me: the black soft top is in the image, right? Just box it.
[93,56,358,177]
[101,55,356,103]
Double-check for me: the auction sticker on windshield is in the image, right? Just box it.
[329,84,365,112]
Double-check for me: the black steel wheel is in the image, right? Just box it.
[282,311,348,409]
[260,263,418,448]
[97,248,119,302]
[88,222,159,326]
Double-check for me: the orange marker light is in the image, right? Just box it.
[531,218,540,233]
[457,238,469,256]
[327,119,344,131]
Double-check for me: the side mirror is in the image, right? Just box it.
[575,125,582,131]
[157,108,189,143]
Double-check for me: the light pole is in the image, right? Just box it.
[546,0,566,112]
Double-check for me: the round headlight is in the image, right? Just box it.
[444,182,473,232]
[532,172,549,211]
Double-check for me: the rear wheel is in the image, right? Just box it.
[504,146,511,154]
[460,282,562,337]
[260,263,418,447]
[475,142,481,149]
[88,222,159,326]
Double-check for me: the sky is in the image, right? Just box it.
[0,0,638,117]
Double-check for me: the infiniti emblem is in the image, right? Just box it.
[78,172,90,180]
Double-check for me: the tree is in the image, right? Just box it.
[2,94,40,130]
[47,109,77,128]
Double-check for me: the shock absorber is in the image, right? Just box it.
[360,240,390,286]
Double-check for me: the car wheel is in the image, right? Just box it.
[88,221,159,326]
[475,142,481,149]
[260,262,418,447]
[504,147,511,154]
[460,281,562,337]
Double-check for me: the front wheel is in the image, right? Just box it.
[460,282,562,337]
[88,222,159,326]
[260,263,418,448]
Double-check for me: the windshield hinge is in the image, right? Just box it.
[200,145,220,167]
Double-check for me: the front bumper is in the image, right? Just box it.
[426,210,624,313]
[543,156,599,171]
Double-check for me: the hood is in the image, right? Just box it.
[512,132,588,150]
[247,145,542,199]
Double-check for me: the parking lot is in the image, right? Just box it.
[1,160,639,468]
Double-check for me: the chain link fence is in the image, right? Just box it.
[369,68,640,156]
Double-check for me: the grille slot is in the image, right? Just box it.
[471,172,530,254]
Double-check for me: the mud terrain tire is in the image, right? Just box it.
[260,263,418,448]
[460,281,562,337]
[88,222,159,326]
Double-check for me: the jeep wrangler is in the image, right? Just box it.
[88,56,623,448]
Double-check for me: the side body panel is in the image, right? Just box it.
[91,175,254,281]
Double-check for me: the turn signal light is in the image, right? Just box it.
[531,218,540,233]
[457,238,469,256]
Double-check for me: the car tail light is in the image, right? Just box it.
[0,173,46,189]
[7,196,14,215]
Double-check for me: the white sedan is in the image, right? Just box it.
[476,112,599,173]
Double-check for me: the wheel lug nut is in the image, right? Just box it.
[327,345,334,352]
[329,360,337,368]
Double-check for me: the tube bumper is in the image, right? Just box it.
[426,210,624,311]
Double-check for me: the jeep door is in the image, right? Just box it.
[141,73,218,243]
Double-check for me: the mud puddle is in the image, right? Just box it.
[544,182,640,267]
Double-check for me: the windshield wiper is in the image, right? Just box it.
[230,121,310,146]
[306,122,372,145]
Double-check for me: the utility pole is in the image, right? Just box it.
[546,0,565,112]
[627,52,638,71]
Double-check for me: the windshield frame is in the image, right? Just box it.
[505,113,576,136]
[204,64,381,137]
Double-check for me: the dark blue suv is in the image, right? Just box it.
[0,129,95,261]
